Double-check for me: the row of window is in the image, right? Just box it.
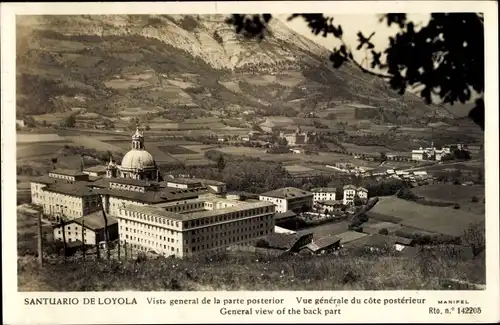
[189,224,266,244]
[120,207,273,229]
[124,236,180,253]
[109,182,146,193]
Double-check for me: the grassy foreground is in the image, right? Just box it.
[18,247,485,291]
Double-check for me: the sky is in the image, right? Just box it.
[280,13,431,65]
[281,13,478,111]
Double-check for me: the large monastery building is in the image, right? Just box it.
[29,129,274,257]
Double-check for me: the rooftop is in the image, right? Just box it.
[72,210,118,230]
[343,185,357,190]
[260,187,312,199]
[83,165,107,173]
[192,178,226,186]
[49,169,87,177]
[274,210,297,220]
[96,187,206,204]
[122,199,274,222]
[265,232,312,251]
[167,178,203,185]
[310,187,337,193]
[42,183,100,197]
[335,231,369,244]
[306,235,341,252]
[108,177,161,187]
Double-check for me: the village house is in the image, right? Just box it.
[343,185,368,206]
[304,235,342,255]
[310,187,337,205]
[263,231,313,252]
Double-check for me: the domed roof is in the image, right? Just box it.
[121,149,156,170]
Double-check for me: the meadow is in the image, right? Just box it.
[369,196,484,237]
[411,184,484,204]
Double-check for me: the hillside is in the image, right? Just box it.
[16,14,453,124]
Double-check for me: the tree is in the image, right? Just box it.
[462,222,485,256]
[353,195,363,207]
[226,13,485,129]
[379,152,387,162]
[216,155,226,173]
[64,114,76,128]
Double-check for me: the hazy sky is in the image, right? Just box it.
[280,13,431,64]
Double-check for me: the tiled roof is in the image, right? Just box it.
[167,178,203,185]
[96,187,206,204]
[335,231,369,244]
[306,235,341,252]
[83,165,107,173]
[50,169,87,177]
[72,210,118,230]
[265,233,303,250]
[108,177,160,187]
[42,183,100,197]
[260,187,312,199]
[274,210,297,220]
[122,199,274,222]
[310,187,337,193]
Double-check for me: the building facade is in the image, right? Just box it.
[52,211,119,246]
[41,184,102,222]
[279,127,308,146]
[343,185,357,205]
[310,187,337,204]
[259,187,313,213]
[117,199,276,258]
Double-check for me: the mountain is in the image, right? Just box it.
[16,14,454,124]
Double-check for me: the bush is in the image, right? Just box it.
[453,204,461,209]
[471,196,479,203]
[379,228,389,235]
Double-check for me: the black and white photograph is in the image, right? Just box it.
[2,1,499,324]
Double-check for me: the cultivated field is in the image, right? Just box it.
[17,133,64,143]
[17,144,66,160]
[158,145,198,155]
[369,196,484,237]
[412,184,484,203]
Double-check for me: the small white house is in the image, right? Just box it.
[310,187,337,204]
[343,185,357,205]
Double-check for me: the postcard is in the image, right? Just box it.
[1,1,499,324]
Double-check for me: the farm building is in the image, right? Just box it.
[263,231,313,252]
[304,235,341,254]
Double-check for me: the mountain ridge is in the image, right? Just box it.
[16,14,454,125]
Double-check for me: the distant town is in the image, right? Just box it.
[18,126,483,265]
